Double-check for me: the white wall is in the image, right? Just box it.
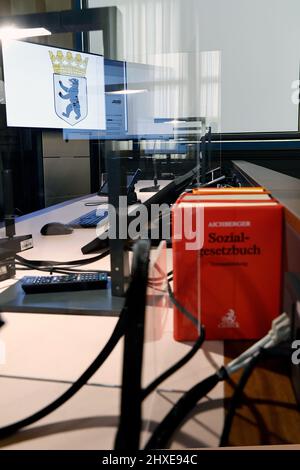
[88,0,300,133]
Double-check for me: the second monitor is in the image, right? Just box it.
[69,169,141,229]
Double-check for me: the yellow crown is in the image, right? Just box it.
[49,50,88,77]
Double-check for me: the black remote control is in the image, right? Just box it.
[21,272,108,294]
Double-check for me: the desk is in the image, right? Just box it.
[3,168,298,450]
[0,181,224,450]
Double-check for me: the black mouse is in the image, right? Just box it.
[40,222,73,236]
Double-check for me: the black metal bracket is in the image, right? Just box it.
[106,150,130,297]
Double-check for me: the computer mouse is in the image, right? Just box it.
[40,222,73,236]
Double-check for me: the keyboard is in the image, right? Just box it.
[69,209,109,228]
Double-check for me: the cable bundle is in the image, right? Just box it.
[144,313,291,449]
[0,248,292,450]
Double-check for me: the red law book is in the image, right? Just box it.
[172,192,283,340]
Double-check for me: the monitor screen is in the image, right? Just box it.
[102,59,128,138]
[99,169,141,195]
[63,58,128,140]
[63,59,174,141]
[2,40,106,130]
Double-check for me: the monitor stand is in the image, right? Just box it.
[140,181,160,193]
[140,156,160,192]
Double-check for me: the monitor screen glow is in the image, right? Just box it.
[2,40,106,130]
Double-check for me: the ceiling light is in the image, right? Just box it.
[169,119,187,124]
[0,26,51,41]
[106,89,148,95]
[154,118,187,124]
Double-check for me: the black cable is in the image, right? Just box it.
[15,250,110,268]
[15,264,91,276]
[15,263,109,276]
[14,250,110,276]
[1,232,201,445]
[143,277,206,400]
[143,251,215,450]
[219,344,291,447]
[141,326,206,400]
[2,252,183,441]
[0,304,128,440]
[143,338,289,450]
[167,282,199,328]
[15,266,88,276]
[144,367,228,449]
[219,353,261,447]
[4,251,198,443]
[53,266,109,274]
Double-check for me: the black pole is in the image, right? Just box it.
[207,126,212,171]
[200,135,207,184]
[107,149,130,296]
[1,151,16,238]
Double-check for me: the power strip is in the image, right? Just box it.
[0,234,33,253]
[0,234,33,281]
[0,256,15,282]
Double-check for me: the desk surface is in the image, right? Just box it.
[0,280,123,317]
[0,181,224,450]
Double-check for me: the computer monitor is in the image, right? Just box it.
[63,59,174,141]
[2,40,106,130]
[98,168,141,196]
[99,59,128,139]
[63,58,128,141]
[81,165,200,254]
